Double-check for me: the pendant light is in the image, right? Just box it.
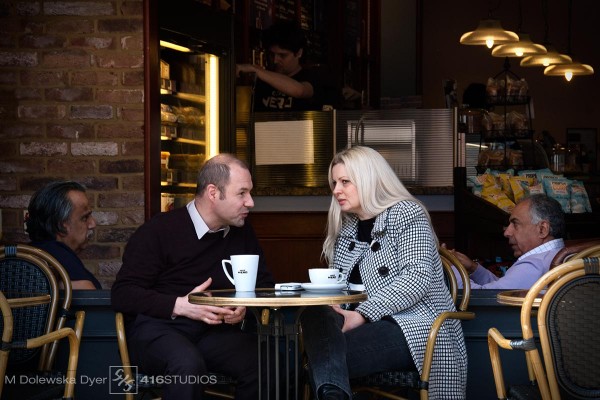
[544,63,594,81]
[460,18,519,49]
[520,0,571,67]
[492,1,546,58]
[492,33,547,57]
[543,0,594,81]
[520,46,572,67]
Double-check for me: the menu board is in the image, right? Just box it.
[274,0,296,22]
[300,0,314,31]
[250,0,273,29]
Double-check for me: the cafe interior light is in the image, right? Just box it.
[460,18,519,48]
[491,33,547,57]
[206,54,219,158]
[544,62,594,81]
[520,45,572,67]
[159,40,192,53]
[543,0,594,81]
[491,0,546,58]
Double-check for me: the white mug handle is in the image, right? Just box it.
[336,271,344,283]
[222,260,235,285]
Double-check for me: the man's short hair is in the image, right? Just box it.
[263,21,306,54]
[526,194,566,239]
[195,154,249,198]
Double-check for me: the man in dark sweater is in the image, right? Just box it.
[111,154,274,399]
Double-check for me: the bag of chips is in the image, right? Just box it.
[542,178,571,213]
[481,186,515,213]
[570,180,592,213]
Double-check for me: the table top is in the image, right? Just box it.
[496,289,544,307]
[189,288,367,308]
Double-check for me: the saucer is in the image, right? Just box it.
[301,283,346,292]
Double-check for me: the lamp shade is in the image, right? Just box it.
[460,19,519,48]
[491,33,547,57]
[520,45,572,67]
[544,61,594,81]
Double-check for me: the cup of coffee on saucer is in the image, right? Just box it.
[302,268,345,292]
[222,254,259,292]
[308,268,343,284]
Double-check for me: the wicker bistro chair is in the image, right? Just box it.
[0,244,85,400]
[348,246,476,400]
[488,257,600,400]
[114,312,236,399]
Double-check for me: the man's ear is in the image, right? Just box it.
[206,184,218,201]
[295,48,303,59]
[538,220,551,238]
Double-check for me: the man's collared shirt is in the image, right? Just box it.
[186,201,230,239]
[518,238,565,261]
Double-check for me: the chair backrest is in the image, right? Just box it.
[0,244,74,371]
[522,257,600,400]
[550,238,600,269]
[0,291,14,396]
[439,246,471,312]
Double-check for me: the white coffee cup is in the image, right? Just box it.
[222,254,259,292]
[308,268,343,285]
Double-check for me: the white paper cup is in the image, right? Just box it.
[222,254,259,291]
[308,268,343,284]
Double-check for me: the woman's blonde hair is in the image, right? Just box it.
[322,146,434,263]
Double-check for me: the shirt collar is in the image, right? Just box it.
[518,238,565,261]
[186,201,230,239]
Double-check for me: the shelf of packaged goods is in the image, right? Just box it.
[161,91,206,104]
[485,95,530,106]
[160,182,196,188]
[160,136,205,146]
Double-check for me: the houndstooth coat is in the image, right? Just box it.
[333,200,467,399]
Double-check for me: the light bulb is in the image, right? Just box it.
[486,38,494,48]
[515,49,524,57]
[565,71,573,81]
[543,60,550,67]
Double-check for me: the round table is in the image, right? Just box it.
[189,288,367,400]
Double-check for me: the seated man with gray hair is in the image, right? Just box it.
[446,194,565,289]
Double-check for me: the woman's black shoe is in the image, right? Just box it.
[318,384,349,400]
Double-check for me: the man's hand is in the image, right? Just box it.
[442,243,478,274]
[172,278,246,324]
[332,304,366,333]
[236,64,260,76]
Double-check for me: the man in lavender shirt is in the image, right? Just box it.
[448,194,565,289]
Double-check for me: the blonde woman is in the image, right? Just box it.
[301,146,467,400]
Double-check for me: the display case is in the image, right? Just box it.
[159,42,219,212]
[460,60,548,178]
[145,0,235,217]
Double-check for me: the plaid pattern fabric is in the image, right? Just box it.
[334,201,467,399]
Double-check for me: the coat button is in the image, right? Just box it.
[378,266,389,276]
[370,241,380,251]
[348,242,355,251]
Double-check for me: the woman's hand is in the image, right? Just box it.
[332,304,366,332]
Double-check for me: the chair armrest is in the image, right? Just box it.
[420,311,475,386]
[25,327,79,399]
[487,327,538,400]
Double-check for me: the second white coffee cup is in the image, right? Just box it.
[222,254,259,291]
[308,268,343,285]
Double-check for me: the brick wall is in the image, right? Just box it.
[0,0,145,288]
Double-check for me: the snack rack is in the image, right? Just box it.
[467,58,544,176]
